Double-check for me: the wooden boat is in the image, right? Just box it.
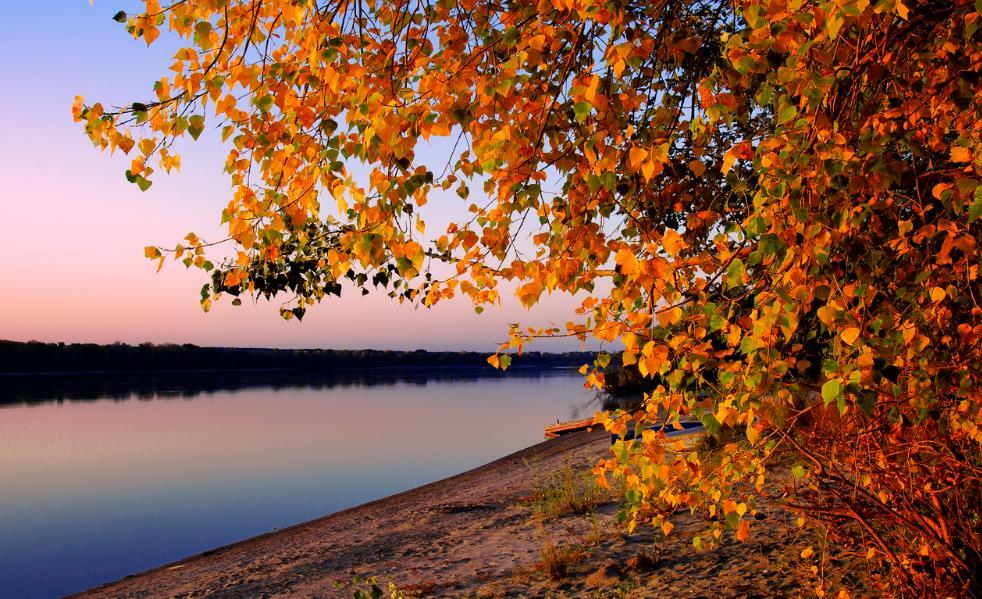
[544,417,596,438]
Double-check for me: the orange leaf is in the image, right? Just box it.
[721,150,737,174]
[950,146,971,163]
[661,520,674,536]
[662,229,686,257]
[615,247,640,276]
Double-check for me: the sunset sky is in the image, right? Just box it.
[0,1,596,351]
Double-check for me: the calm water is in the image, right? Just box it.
[0,370,595,598]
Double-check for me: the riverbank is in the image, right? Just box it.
[73,431,868,598]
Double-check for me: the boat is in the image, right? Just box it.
[543,417,596,438]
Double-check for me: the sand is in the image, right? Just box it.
[73,431,871,598]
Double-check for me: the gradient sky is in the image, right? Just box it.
[0,1,597,351]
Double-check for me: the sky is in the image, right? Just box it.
[0,1,596,351]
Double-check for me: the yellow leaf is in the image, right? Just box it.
[721,150,737,175]
[661,520,674,536]
[840,327,860,345]
[641,158,662,180]
[628,146,647,170]
[930,287,946,303]
[746,423,759,445]
[801,546,815,559]
[644,346,668,375]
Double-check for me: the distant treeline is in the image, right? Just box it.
[0,369,583,407]
[0,340,594,375]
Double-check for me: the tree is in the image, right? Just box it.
[77,0,980,593]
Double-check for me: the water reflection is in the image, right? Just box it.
[0,367,579,406]
[0,370,596,598]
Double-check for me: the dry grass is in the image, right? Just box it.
[538,541,586,581]
[527,459,612,521]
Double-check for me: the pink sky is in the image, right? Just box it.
[0,2,596,351]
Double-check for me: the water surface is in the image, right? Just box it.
[0,370,594,598]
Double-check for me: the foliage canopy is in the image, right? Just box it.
[78,0,981,593]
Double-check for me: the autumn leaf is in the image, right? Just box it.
[840,327,860,345]
[615,247,640,276]
[951,147,971,163]
[735,520,750,542]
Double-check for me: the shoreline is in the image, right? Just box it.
[71,429,868,598]
[72,431,608,598]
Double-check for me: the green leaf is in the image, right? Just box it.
[255,96,274,112]
[194,21,213,47]
[573,101,591,123]
[499,354,512,371]
[791,465,805,479]
[595,352,611,369]
[777,104,797,125]
[821,379,842,406]
[188,115,205,140]
[112,10,127,23]
[857,391,877,415]
[726,258,745,289]
[700,412,721,436]
[733,55,757,74]
[969,187,982,223]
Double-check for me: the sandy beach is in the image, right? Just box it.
[73,430,869,598]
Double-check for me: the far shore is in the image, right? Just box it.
[0,364,578,377]
[72,430,867,598]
